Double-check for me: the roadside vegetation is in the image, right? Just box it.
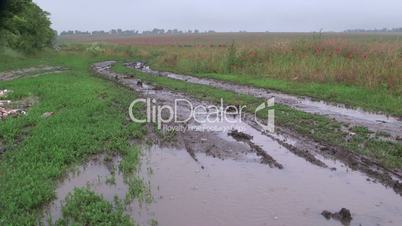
[145,39,402,115]
[0,51,145,225]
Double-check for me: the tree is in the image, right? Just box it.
[0,0,54,52]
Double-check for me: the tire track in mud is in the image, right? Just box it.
[126,62,402,139]
[92,61,402,196]
[92,61,285,169]
[0,65,66,81]
[228,130,284,169]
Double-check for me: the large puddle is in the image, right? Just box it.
[133,146,402,226]
[46,141,402,226]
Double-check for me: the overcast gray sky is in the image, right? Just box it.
[33,0,402,32]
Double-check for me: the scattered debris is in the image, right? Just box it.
[42,112,54,118]
[321,208,352,225]
[0,100,11,106]
[0,89,11,97]
[0,91,36,120]
[134,62,145,69]
[0,107,26,119]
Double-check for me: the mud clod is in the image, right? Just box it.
[321,210,332,219]
[321,208,352,225]
[228,130,253,141]
[153,85,163,90]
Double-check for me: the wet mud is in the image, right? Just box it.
[92,61,402,195]
[126,62,402,138]
[92,61,315,168]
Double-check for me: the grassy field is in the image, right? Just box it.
[0,51,144,225]
[62,32,402,115]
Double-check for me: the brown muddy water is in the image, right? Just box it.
[45,126,402,226]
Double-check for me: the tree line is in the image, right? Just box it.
[60,28,217,36]
[344,27,402,33]
[0,0,54,53]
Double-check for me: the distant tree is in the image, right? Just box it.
[0,0,54,52]
[225,41,238,73]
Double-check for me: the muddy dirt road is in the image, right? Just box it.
[47,61,402,226]
[127,62,402,138]
[0,65,65,81]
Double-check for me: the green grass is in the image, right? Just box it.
[0,52,145,225]
[113,62,402,169]
[55,188,134,226]
[192,72,402,116]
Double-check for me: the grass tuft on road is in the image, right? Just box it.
[55,188,134,226]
